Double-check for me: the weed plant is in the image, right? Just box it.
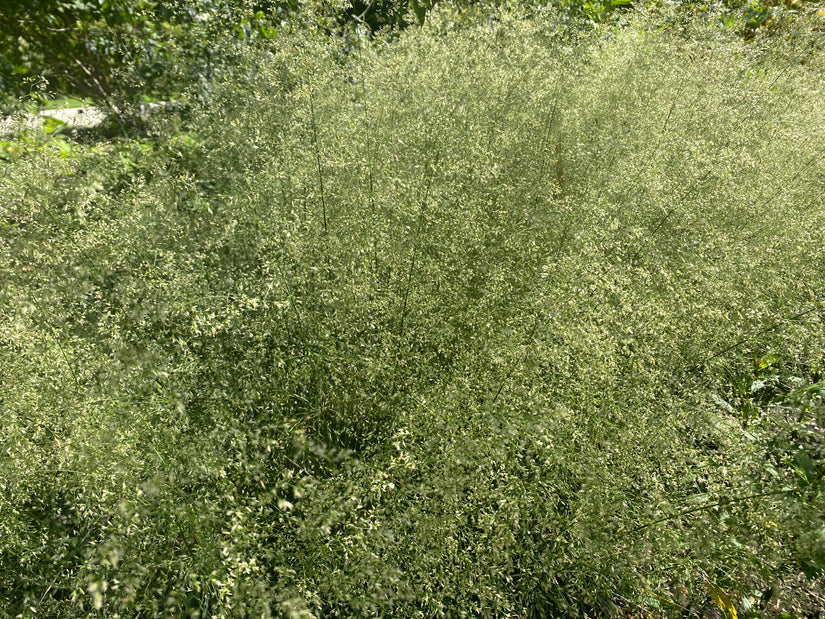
[1,6,824,617]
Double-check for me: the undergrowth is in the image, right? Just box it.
[1,6,824,617]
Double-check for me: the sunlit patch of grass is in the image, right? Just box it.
[1,6,824,616]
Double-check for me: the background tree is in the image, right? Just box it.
[0,0,285,116]
[0,1,166,106]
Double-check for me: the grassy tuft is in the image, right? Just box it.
[1,8,824,617]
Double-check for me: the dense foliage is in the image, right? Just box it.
[3,0,821,116]
[2,3,825,617]
[0,0,286,115]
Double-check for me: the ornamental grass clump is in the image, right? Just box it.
[1,6,823,616]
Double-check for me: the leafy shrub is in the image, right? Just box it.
[0,0,284,125]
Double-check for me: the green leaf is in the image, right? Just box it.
[41,116,67,133]
[793,450,817,485]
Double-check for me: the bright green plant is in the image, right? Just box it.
[1,6,824,617]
